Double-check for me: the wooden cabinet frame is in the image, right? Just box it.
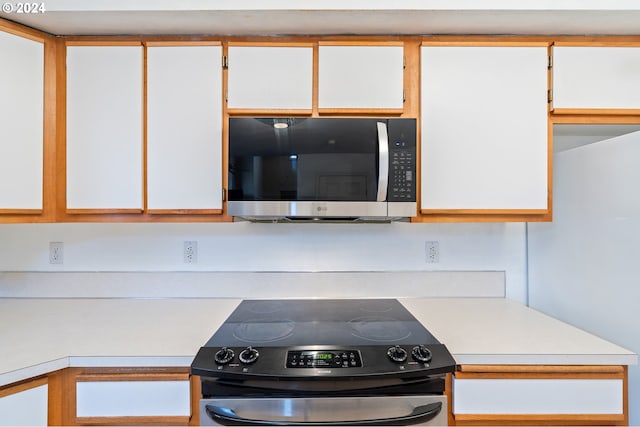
[3,17,640,223]
[48,367,199,426]
[0,19,56,223]
[451,365,628,426]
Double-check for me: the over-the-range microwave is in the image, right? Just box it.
[227,117,416,222]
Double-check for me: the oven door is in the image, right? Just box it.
[200,395,447,426]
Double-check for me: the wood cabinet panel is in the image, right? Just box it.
[66,45,144,211]
[0,31,44,212]
[553,46,640,112]
[452,365,628,426]
[318,44,404,112]
[420,45,549,212]
[57,367,193,426]
[146,44,223,212]
[227,45,313,111]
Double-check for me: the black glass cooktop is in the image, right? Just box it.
[205,299,440,348]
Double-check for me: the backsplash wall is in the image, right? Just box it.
[0,222,527,302]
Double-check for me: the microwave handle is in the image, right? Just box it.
[376,122,389,202]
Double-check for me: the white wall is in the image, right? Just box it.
[0,222,528,302]
[528,130,640,425]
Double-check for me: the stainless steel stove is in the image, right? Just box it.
[191,299,456,426]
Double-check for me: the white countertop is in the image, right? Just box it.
[0,297,636,387]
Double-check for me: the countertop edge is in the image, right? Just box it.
[3,353,637,388]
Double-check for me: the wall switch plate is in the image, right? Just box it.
[183,241,198,264]
[425,241,439,263]
[49,242,64,264]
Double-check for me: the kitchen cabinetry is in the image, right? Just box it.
[59,367,197,426]
[452,365,627,426]
[0,30,44,214]
[66,43,144,212]
[552,45,640,113]
[420,44,549,215]
[0,377,48,426]
[146,43,223,213]
[317,43,404,113]
[227,44,313,113]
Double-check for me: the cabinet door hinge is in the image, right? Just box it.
[547,89,553,103]
[548,54,553,70]
[403,89,406,103]
[222,55,228,69]
[222,188,227,202]
[403,55,406,70]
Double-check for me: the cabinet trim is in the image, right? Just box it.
[227,108,313,116]
[552,108,640,116]
[422,41,551,47]
[454,413,626,426]
[316,108,404,115]
[66,41,143,47]
[0,376,47,398]
[0,17,48,42]
[59,367,193,426]
[145,41,221,47]
[319,41,404,46]
[0,209,43,215]
[453,365,628,426]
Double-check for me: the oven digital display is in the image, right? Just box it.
[315,353,333,360]
[287,350,362,368]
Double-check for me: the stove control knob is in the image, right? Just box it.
[239,346,260,364]
[214,347,235,365]
[412,345,432,363]
[387,345,408,363]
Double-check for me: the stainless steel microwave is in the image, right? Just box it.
[227,117,416,221]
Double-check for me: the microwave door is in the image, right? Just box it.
[376,122,389,202]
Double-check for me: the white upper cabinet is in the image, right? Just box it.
[421,45,549,211]
[227,45,313,111]
[66,45,144,211]
[146,44,223,211]
[318,44,404,111]
[0,31,44,211]
[552,46,640,111]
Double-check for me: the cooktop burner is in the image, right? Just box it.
[232,319,295,343]
[205,298,440,348]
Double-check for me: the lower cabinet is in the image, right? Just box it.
[0,365,629,426]
[53,367,199,426]
[0,377,48,426]
[451,365,628,426]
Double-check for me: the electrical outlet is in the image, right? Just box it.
[183,241,198,264]
[425,241,439,263]
[49,242,64,264]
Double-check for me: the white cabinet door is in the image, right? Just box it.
[227,46,313,110]
[421,45,548,211]
[66,45,144,211]
[318,45,404,110]
[0,31,43,211]
[147,45,223,211]
[0,384,48,426]
[553,46,640,110]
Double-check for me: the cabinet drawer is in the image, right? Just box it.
[76,380,190,417]
[453,378,623,415]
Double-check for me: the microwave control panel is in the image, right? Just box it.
[388,141,415,202]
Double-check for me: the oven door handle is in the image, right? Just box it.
[205,401,441,426]
[376,121,389,202]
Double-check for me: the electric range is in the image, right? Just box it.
[192,299,456,426]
